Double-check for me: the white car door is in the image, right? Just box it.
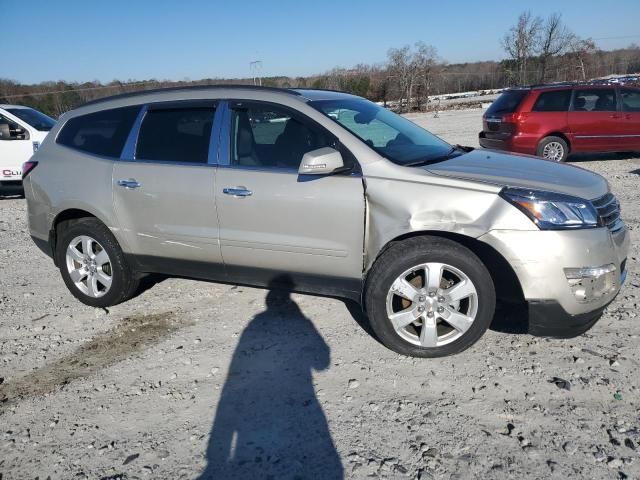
[0,113,33,180]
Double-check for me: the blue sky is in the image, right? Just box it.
[4,0,640,83]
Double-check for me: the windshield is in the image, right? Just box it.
[309,98,453,166]
[485,90,528,116]
[6,108,56,131]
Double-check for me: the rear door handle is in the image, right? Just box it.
[117,179,142,189]
[223,187,252,197]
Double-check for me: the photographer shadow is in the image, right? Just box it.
[198,275,343,479]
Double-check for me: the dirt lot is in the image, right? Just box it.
[1,108,639,480]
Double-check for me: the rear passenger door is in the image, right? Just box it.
[214,100,365,289]
[568,88,622,152]
[620,88,640,150]
[112,102,223,270]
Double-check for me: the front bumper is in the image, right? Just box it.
[527,299,608,337]
[480,226,629,320]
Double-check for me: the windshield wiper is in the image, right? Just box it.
[404,146,459,167]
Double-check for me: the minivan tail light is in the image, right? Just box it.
[22,161,38,179]
[501,113,520,123]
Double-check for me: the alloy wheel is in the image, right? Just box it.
[385,262,479,348]
[542,141,564,161]
[65,235,113,298]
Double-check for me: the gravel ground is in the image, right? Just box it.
[1,108,639,480]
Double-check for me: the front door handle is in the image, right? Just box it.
[223,187,252,197]
[117,179,142,189]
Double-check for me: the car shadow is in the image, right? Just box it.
[198,275,343,480]
[489,301,529,335]
[568,151,638,163]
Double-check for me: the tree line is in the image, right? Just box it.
[2,11,639,118]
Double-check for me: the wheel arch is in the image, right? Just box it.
[539,132,571,153]
[364,230,525,306]
[50,207,126,266]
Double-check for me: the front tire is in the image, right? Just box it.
[56,218,139,308]
[537,136,569,162]
[364,236,495,357]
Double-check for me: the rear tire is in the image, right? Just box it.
[56,218,139,308]
[537,136,569,162]
[364,236,495,357]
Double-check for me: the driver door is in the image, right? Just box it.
[214,101,365,289]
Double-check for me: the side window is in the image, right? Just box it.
[136,107,215,163]
[0,114,27,141]
[532,90,571,112]
[572,89,617,112]
[57,106,140,157]
[230,102,333,169]
[621,89,640,112]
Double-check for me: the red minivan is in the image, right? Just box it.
[479,83,640,161]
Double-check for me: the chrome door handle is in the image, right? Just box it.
[117,179,142,189]
[223,187,252,197]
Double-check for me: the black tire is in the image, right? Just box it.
[536,136,569,162]
[55,217,139,308]
[364,236,495,357]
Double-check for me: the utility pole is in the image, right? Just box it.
[249,60,263,86]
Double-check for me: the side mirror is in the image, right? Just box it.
[298,147,345,175]
[0,123,11,140]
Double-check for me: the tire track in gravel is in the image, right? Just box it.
[0,311,193,410]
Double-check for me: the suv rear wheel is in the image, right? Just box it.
[56,218,139,308]
[365,236,495,357]
[537,136,569,162]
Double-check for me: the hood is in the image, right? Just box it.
[425,149,608,200]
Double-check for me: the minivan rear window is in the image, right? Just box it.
[57,106,140,158]
[485,90,528,116]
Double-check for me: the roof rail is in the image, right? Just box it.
[524,80,629,89]
[79,84,302,108]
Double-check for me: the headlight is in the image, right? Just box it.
[500,187,600,230]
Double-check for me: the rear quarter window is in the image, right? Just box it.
[56,106,140,157]
[485,90,528,116]
[532,90,571,112]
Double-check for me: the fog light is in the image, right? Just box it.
[564,264,617,303]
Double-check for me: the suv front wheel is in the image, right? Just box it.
[56,218,139,308]
[537,136,569,162]
[365,236,495,357]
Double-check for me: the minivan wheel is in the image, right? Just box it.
[56,218,139,308]
[365,236,495,357]
[537,136,568,162]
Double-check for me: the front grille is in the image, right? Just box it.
[592,193,624,233]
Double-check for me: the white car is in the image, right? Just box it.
[0,105,55,191]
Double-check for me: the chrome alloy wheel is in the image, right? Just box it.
[542,141,564,161]
[65,235,113,298]
[385,262,478,348]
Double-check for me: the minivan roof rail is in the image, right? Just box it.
[79,84,303,107]
[511,80,631,90]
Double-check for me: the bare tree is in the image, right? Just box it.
[387,45,417,111]
[413,42,439,110]
[502,11,542,85]
[568,37,597,80]
[537,13,573,82]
